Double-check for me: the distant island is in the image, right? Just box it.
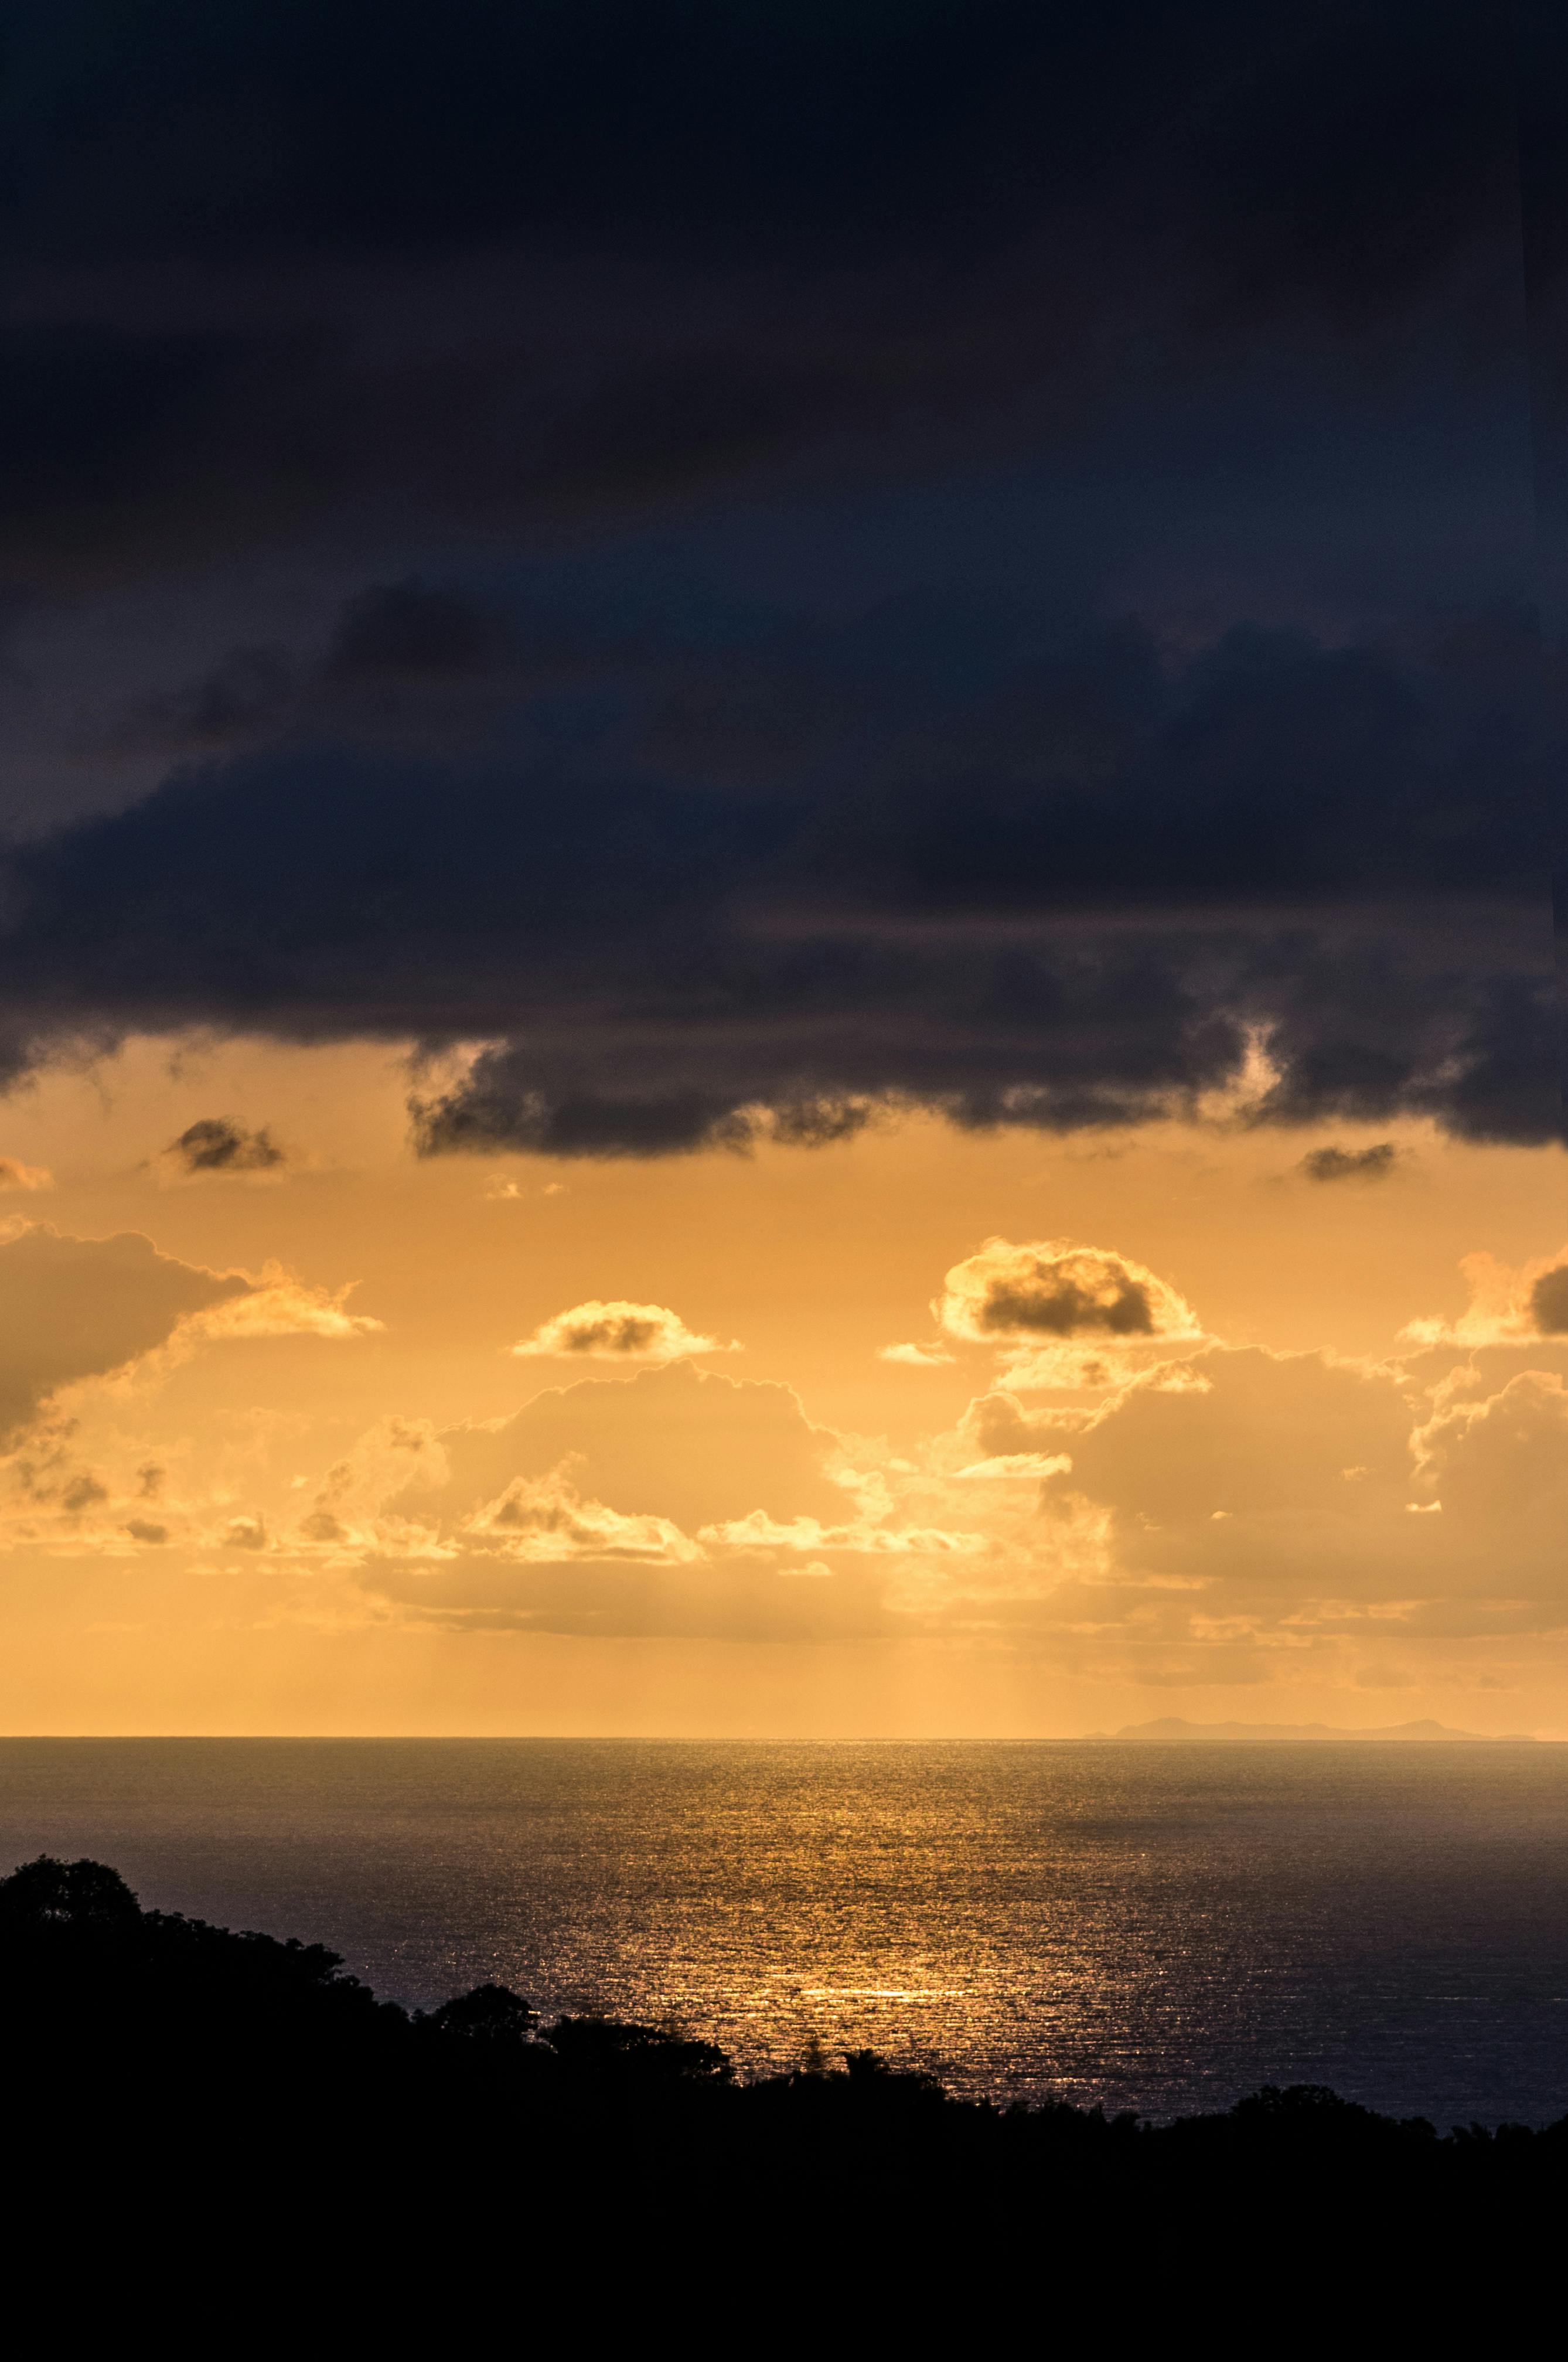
[1077,1716,1541,1743]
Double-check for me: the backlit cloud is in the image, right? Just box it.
[462,1463,701,1566]
[936,1239,1199,1345]
[510,1300,735,1362]
[178,1278,383,1345]
[156,1119,285,1182]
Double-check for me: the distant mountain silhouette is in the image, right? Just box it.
[1079,1716,1540,1743]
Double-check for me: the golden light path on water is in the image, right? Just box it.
[3,1738,1568,2124]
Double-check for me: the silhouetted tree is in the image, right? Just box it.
[0,1853,140,1930]
[424,1981,538,2044]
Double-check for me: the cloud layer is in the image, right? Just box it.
[0,2,1553,1153]
[2,1214,1562,1690]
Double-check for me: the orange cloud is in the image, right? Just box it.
[510,1298,735,1362]
[462,1462,701,1565]
[178,1276,382,1344]
[936,1238,1202,1347]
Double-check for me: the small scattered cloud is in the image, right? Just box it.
[509,1299,736,1362]
[1297,1142,1402,1183]
[0,1158,53,1192]
[878,1341,953,1368]
[156,1118,285,1182]
[936,1238,1201,1347]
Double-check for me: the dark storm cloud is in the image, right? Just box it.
[0,2,1556,1149]
[0,2,1523,587]
[104,580,587,762]
[4,0,1514,292]
[0,603,1555,1148]
[323,584,512,686]
[112,645,296,756]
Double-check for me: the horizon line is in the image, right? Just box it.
[0,1729,1556,1746]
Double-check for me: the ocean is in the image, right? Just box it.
[2,1737,1564,2126]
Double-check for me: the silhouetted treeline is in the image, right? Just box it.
[5,1855,1560,2327]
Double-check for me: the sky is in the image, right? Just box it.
[0,2,1562,1736]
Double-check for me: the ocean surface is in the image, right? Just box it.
[2,1737,1566,2125]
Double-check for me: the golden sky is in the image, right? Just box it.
[1,0,1560,1746]
[0,1034,1562,1737]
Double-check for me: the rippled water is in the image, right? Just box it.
[2,1737,1566,2124]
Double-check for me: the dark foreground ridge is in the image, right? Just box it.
[6,1856,1562,2324]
